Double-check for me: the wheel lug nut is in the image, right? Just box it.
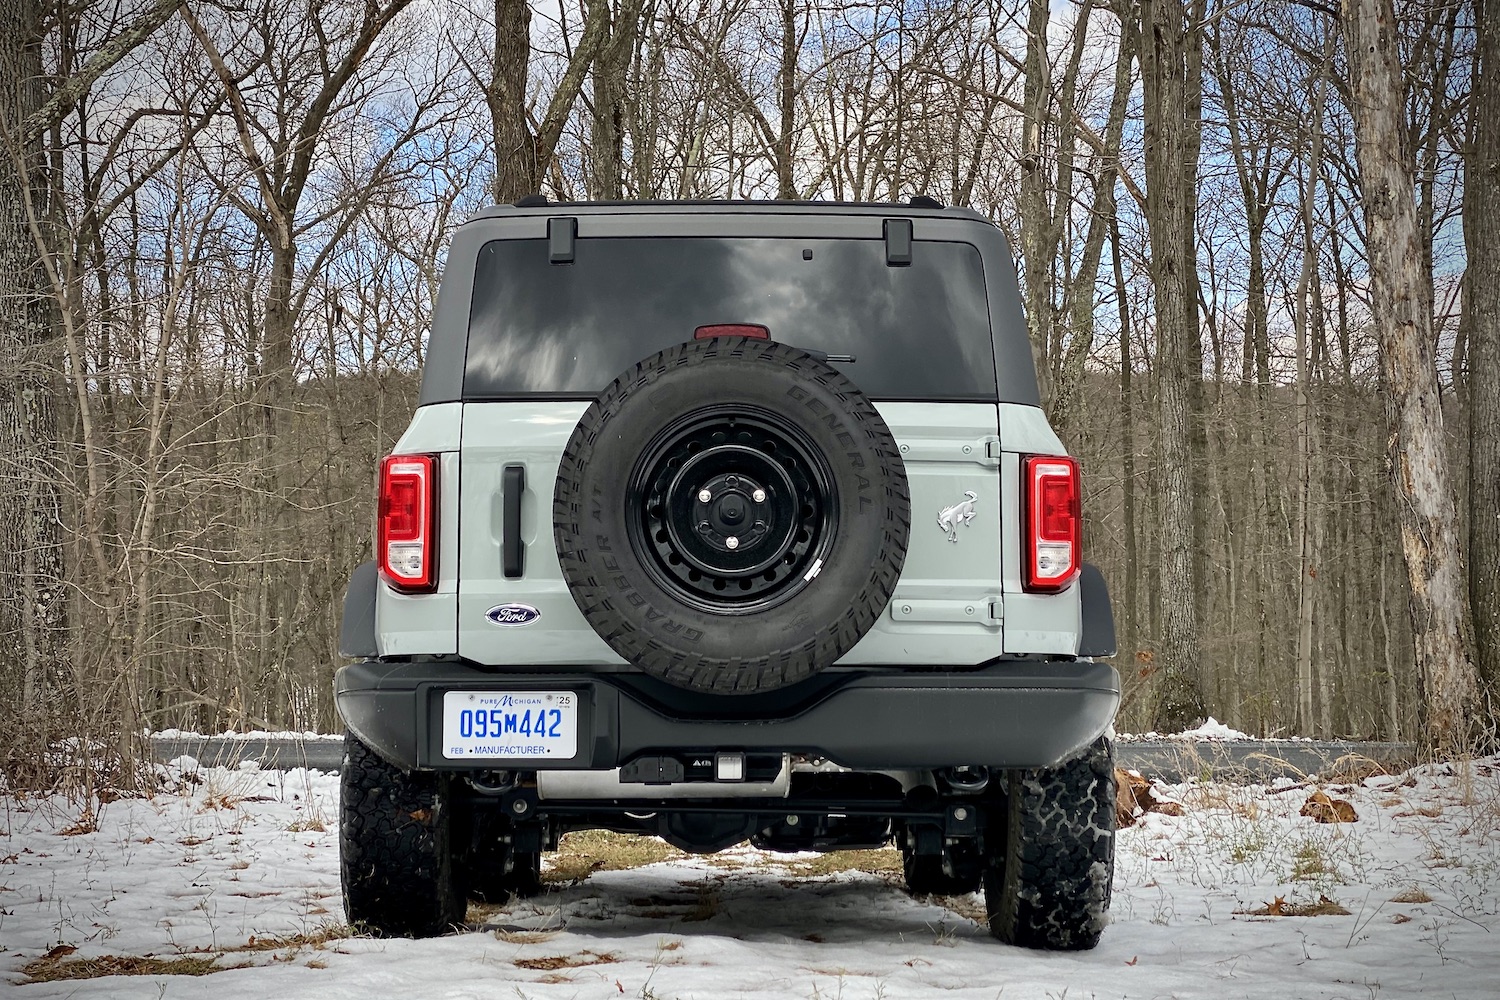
[726,536,740,549]
[726,476,739,487]
[698,489,712,503]
[752,489,766,503]
[699,521,711,533]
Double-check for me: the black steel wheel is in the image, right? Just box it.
[628,407,837,613]
[554,337,909,694]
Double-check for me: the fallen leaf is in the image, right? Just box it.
[1114,769,1187,827]
[41,945,77,962]
[1393,914,1412,924]
[1237,894,1350,917]
[1115,769,1150,827]
[1300,791,1358,823]
[1126,955,1139,966]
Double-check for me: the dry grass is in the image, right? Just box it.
[933,893,988,924]
[682,881,721,921]
[1323,755,1393,784]
[513,950,618,970]
[1178,782,1264,822]
[493,929,561,944]
[23,925,355,982]
[221,927,353,953]
[542,830,683,883]
[284,816,327,833]
[23,955,248,983]
[1391,887,1434,903]
[625,879,724,921]
[763,847,902,878]
[57,812,99,836]
[1237,893,1351,917]
[1291,840,1338,881]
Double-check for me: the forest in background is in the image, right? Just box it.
[2,0,1498,785]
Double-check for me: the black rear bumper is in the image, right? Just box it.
[335,659,1119,772]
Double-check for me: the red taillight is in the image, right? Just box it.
[378,454,437,592]
[1023,455,1080,593]
[694,323,770,340]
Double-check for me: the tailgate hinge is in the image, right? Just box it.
[984,437,1003,460]
[889,597,1004,625]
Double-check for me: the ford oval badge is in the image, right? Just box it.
[486,603,541,627]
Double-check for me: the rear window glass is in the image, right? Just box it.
[463,237,996,399]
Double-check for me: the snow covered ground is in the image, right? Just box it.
[2,757,1497,999]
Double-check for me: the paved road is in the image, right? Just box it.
[150,736,1416,783]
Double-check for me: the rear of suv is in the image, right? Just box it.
[335,198,1120,950]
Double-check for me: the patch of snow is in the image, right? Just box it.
[165,754,201,772]
[3,758,1497,999]
[1175,715,1252,740]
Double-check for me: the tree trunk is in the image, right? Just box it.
[490,0,537,202]
[0,0,68,710]
[1018,0,1052,401]
[1468,0,1500,710]
[489,0,614,203]
[1112,215,1138,676]
[1344,0,1484,752]
[1139,0,1205,731]
[589,0,630,200]
[1295,32,1332,736]
[775,0,798,199]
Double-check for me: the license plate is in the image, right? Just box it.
[441,691,578,760]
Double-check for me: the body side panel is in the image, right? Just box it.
[997,402,1081,654]
[374,405,463,656]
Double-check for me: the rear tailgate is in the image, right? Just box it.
[456,400,1008,668]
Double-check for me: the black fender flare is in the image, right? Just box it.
[339,561,379,659]
[1078,563,1116,658]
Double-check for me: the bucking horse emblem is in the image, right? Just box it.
[937,491,979,542]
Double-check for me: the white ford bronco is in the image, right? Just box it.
[336,197,1120,949]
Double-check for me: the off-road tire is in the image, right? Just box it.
[903,842,983,896]
[554,337,910,694]
[984,737,1115,950]
[340,731,465,936]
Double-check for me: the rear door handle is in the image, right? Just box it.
[502,465,525,578]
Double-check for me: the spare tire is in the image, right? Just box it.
[553,337,909,693]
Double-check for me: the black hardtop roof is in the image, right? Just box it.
[462,195,993,226]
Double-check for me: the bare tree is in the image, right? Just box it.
[0,0,65,712]
[1138,0,1207,730]
[1469,0,1500,704]
[1343,0,1484,750]
[488,0,614,201]
[1,0,185,727]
